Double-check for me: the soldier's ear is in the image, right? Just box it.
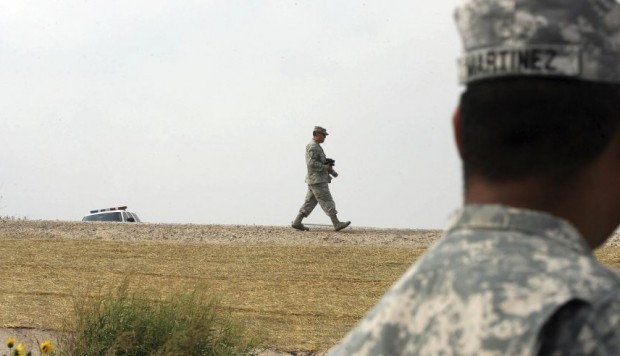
[453,106,464,159]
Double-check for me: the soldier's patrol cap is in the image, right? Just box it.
[314,126,329,135]
[455,0,620,85]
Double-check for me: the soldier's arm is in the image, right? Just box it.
[307,146,329,172]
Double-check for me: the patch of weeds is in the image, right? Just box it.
[58,280,259,355]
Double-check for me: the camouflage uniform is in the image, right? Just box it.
[299,139,338,217]
[330,205,620,355]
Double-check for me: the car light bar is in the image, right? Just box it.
[89,206,128,214]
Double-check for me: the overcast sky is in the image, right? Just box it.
[1,1,463,228]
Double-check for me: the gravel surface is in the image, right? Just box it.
[0,220,445,247]
[3,219,620,247]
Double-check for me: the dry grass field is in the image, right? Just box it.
[1,220,620,354]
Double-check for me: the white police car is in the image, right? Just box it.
[82,206,141,222]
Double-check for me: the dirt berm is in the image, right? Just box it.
[2,219,619,355]
[0,220,445,355]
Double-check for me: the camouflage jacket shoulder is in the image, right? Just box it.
[305,139,330,184]
[330,204,620,355]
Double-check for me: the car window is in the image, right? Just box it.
[82,212,123,222]
[129,213,141,222]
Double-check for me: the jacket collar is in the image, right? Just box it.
[445,204,591,255]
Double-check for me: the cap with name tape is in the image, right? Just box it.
[455,0,620,84]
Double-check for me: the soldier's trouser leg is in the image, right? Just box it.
[299,186,319,217]
[308,183,337,217]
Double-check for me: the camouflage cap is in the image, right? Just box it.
[455,0,620,84]
[314,126,329,135]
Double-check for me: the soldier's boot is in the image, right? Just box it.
[330,215,351,232]
[291,213,309,231]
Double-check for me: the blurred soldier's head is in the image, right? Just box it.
[454,0,620,243]
[313,126,329,143]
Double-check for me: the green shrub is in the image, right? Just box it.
[60,281,258,355]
